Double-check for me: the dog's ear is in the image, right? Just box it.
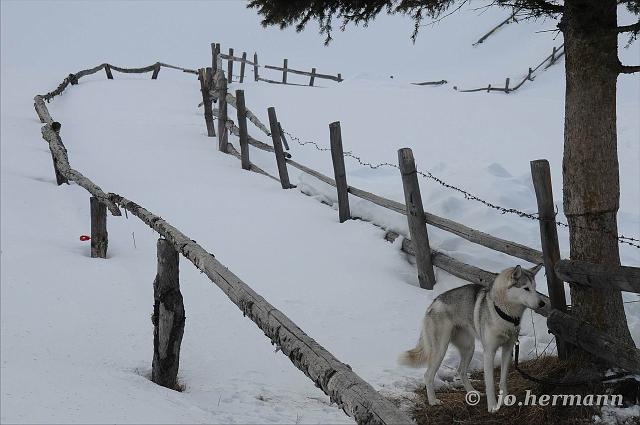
[529,263,543,276]
[512,265,522,280]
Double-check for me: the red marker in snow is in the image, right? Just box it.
[79,235,91,241]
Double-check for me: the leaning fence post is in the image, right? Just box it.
[104,64,113,80]
[90,196,108,259]
[267,107,292,189]
[151,238,185,390]
[530,159,569,359]
[217,70,229,153]
[151,63,160,80]
[282,58,288,84]
[253,52,259,81]
[329,121,351,223]
[239,52,247,83]
[309,68,316,86]
[398,148,436,289]
[504,77,510,93]
[236,90,250,170]
[227,48,234,82]
[198,68,215,137]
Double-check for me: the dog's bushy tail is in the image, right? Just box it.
[398,334,428,367]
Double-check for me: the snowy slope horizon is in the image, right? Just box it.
[2,1,639,424]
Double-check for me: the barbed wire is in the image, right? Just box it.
[281,128,640,249]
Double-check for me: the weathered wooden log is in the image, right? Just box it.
[34,95,54,124]
[109,194,413,425]
[472,8,522,46]
[90,196,108,258]
[309,67,316,86]
[398,148,435,289]
[530,159,568,357]
[151,63,160,79]
[329,122,351,223]
[240,52,247,83]
[282,58,288,84]
[387,230,552,317]
[253,52,259,81]
[73,64,105,79]
[410,80,448,86]
[109,63,157,74]
[227,48,234,81]
[226,143,279,182]
[104,64,114,79]
[287,159,336,187]
[158,63,197,74]
[264,64,342,82]
[217,70,229,153]
[198,69,216,137]
[547,309,640,372]
[41,124,121,216]
[555,260,640,294]
[268,107,292,189]
[236,90,250,170]
[151,238,185,390]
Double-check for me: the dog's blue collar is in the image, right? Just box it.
[494,304,520,326]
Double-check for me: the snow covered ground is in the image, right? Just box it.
[1,1,639,424]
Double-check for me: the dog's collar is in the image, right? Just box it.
[494,304,520,327]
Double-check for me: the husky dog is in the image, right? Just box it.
[398,264,545,412]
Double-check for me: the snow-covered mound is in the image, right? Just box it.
[2,1,638,423]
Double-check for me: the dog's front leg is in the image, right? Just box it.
[483,343,498,412]
[499,343,513,396]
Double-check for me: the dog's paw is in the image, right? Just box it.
[488,405,500,413]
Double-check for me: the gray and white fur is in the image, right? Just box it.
[398,264,544,412]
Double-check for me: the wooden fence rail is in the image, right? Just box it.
[555,260,640,294]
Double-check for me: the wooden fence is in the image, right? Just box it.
[199,64,640,373]
[212,42,342,86]
[33,61,413,425]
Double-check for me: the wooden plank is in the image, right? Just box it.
[329,122,351,222]
[309,68,316,86]
[268,107,292,189]
[253,52,259,81]
[90,196,108,258]
[228,48,234,82]
[530,159,568,358]
[110,194,413,425]
[282,58,288,84]
[217,70,229,153]
[41,123,121,216]
[239,52,246,83]
[398,148,435,289]
[547,309,640,372]
[264,64,341,81]
[388,231,552,317]
[555,260,640,294]
[151,238,185,390]
[198,69,216,137]
[236,90,250,170]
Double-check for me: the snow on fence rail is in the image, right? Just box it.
[202,65,640,372]
[212,42,343,86]
[33,61,413,425]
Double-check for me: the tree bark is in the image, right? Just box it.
[561,0,634,347]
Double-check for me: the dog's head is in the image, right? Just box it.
[498,264,545,310]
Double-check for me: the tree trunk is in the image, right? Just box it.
[561,0,634,347]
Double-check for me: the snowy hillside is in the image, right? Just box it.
[1,1,639,424]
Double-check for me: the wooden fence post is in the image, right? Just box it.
[282,58,288,84]
[309,68,316,86]
[267,107,292,189]
[505,77,510,93]
[329,121,351,222]
[151,238,185,390]
[198,68,215,137]
[236,90,250,170]
[228,48,234,82]
[398,148,436,289]
[104,64,113,80]
[212,43,219,72]
[151,63,160,80]
[240,52,247,83]
[253,52,259,81]
[90,196,108,259]
[217,70,229,152]
[530,159,568,358]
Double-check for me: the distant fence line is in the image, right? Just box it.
[212,42,343,87]
[33,60,412,425]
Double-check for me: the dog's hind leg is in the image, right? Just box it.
[423,320,453,406]
[452,327,476,392]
